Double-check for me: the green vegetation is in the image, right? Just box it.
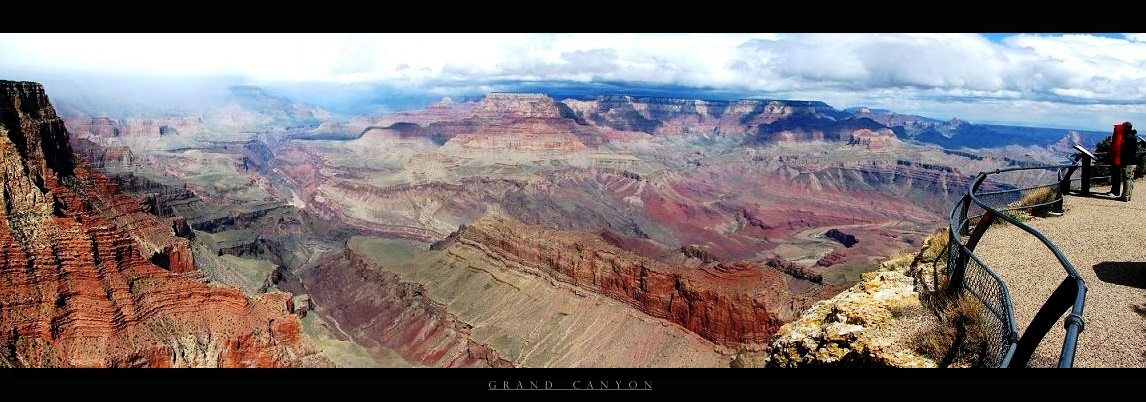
[6,209,49,249]
[0,337,62,367]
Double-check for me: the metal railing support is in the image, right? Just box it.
[1009,277,1087,368]
[1081,155,1091,195]
[1055,164,1078,214]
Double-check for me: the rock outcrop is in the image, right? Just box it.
[66,116,119,137]
[814,249,847,267]
[64,115,202,138]
[846,128,899,149]
[761,227,977,368]
[471,93,564,120]
[1052,130,1090,154]
[441,119,590,152]
[0,80,330,367]
[364,93,605,151]
[122,117,197,137]
[825,229,858,248]
[753,114,894,144]
[762,256,823,283]
[764,254,938,368]
[372,97,477,128]
[71,138,136,169]
[379,94,901,149]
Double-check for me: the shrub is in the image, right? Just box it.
[1006,186,1058,217]
[912,294,991,367]
[907,226,995,367]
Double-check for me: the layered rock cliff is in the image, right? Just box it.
[71,138,136,169]
[364,93,605,151]
[0,80,329,367]
[373,97,477,128]
[471,93,565,120]
[302,233,737,367]
[303,249,515,367]
[376,93,899,149]
[65,115,202,138]
[560,96,850,138]
[435,213,833,347]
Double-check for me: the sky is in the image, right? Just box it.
[2,33,1145,131]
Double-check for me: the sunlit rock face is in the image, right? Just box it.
[0,80,331,368]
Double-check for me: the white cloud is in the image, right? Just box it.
[1125,33,1146,42]
[2,33,1146,129]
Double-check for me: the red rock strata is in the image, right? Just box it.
[441,213,832,347]
[0,80,329,367]
[303,250,515,367]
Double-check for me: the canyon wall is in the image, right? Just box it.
[436,213,832,346]
[0,80,329,367]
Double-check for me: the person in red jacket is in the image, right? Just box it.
[1108,122,1139,201]
[1118,120,1136,200]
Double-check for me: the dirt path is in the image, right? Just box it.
[971,181,1146,368]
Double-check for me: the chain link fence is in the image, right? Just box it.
[946,195,1019,367]
[940,164,1085,368]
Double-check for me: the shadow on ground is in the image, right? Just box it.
[1022,353,1059,368]
[1092,262,1146,289]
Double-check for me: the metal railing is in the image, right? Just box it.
[1066,148,1144,195]
[944,164,1088,368]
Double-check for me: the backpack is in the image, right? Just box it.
[1123,128,1140,163]
[1110,124,1124,165]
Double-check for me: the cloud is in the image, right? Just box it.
[2,33,1145,129]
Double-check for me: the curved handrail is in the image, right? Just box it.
[970,167,1080,277]
[946,164,1087,368]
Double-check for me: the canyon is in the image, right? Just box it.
[0,81,330,367]
[1,80,1090,368]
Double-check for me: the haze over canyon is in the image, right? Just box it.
[0,78,1106,367]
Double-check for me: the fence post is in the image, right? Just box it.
[1081,154,1091,196]
[1053,164,1078,214]
[1054,176,1067,214]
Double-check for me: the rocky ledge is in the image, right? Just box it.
[759,228,963,368]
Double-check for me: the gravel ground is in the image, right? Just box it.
[971,181,1146,368]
